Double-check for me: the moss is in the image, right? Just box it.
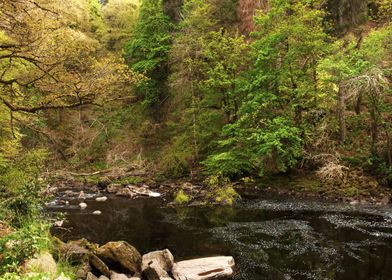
[111,176,144,185]
[174,190,191,204]
[214,186,240,206]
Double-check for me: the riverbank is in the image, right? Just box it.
[45,167,392,206]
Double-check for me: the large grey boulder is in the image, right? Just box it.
[142,249,174,273]
[172,256,235,280]
[96,241,142,274]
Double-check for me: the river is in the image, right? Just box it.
[48,194,392,280]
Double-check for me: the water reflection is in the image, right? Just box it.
[49,196,392,280]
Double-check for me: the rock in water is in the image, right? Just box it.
[96,196,108,202]
[172,256,235,280]
[54,220,64,227]
[96,241,142,274]
[79,202,87,209]
[149,192,161,198]
[142,249,174,273]
[79,191,86,200]
[116,188,135,198]
[93,210,102,215]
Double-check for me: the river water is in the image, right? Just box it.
[49,194,392,280]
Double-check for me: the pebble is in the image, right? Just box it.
[96,196,108,202]
[93,210,102,215]
[79,202,87,209]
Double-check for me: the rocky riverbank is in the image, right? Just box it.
[51,239,236,280]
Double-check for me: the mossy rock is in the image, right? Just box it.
[174,190,191,205]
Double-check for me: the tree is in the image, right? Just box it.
[204,0,331,177]
[125,0,173,111]
[0,0,141,114]
[102,0,140,50]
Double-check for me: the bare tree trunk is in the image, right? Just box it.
[337,88,346,143]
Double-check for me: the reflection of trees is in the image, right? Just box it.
[54,198,165,251]
[51,199,392,280]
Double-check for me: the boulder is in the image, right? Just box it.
[93,210,102,215]
[22,252,57,277]
[172,256,235,280]
[110,271,140,280]
[143,262,173,280]
[96,241,142,274]
[90,254,111,277]
[142,249,174,273]
[96,196,108,202]
[55,273,72,280]
[53,237,97,264]
[87,272,99,280]
[99,276,110,280]
[76,262,92,279]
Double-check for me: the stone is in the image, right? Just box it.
[143,262,173,280]
[172,256,235,280]
[55,273,72,280]
[93,210,102,215]
[149,191,161,198]
[142,249,174,273]
[76,262,92,279]
[349,200,359,205]
[54,220,64,227]
[116,188,135,198]
[96,241,142,274]
[107,184,122,193]
[96,196,108,202]
[110,271,137,280]
[79,191,87,200]
[99,276,110,280]
[22,252,57,277]
[90,254,111,277]
[80,202,88,209]
[87,272,99,280]
[53,237,96,264]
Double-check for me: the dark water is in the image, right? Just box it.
[49,195,392,280]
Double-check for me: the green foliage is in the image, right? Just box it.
[0,221,50,274]
[125,0,173,107]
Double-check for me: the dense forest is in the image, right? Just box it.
[0,0,391,278]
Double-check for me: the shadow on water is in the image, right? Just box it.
[49,195,392,280]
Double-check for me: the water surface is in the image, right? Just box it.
[49,195,392,280]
